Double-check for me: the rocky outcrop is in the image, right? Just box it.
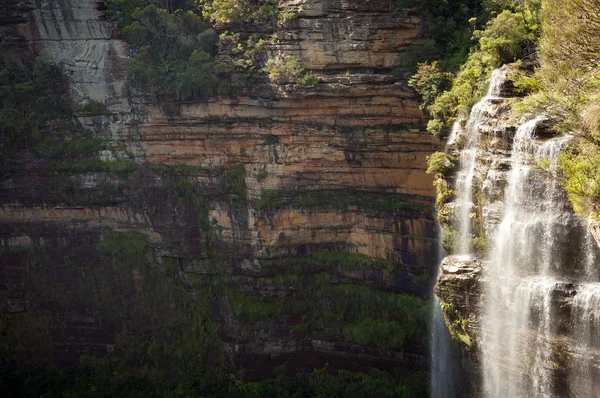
[0,0,440,379]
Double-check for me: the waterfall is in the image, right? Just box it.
[448,66,600,397]
[431,228,459,398]
[430,295,458,398]
[430,68,508,396]
[455,65,508,255]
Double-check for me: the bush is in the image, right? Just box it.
[108,3,228,98]
[343,318,410,351]
[0,58,70,150]
[78,100,107,116]
[264,55,320,86]
[559,146,600,217]
[426,151,455,177]
[408,61,453,111]
[424,10,532,129]
[201,0,278,25]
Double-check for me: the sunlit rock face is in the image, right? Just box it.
[0,0,441,377]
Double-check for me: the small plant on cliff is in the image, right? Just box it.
[558,146,600,218]
[78,99,107,116]
[265,55,320,86]
[278,10,297,22]
[426,151,455,177]
[97,231,149,261]
[219,31,269,71]
[200,0,278,25]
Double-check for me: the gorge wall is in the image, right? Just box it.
[0,0,441,382]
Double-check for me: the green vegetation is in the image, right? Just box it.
[0,363,428,398]
[426,151,455,177]
[0,58,70,151]
[262,134,279,145]
[34,136,135,177]
[426,152,456,219]
[264,55,320,86]
[105,1,228,97]
[343,319,413,351]
[440,301,473,347]
[253,188,434,215]
[309,284,430,350]
[96,233,223,377]
[511,0,600,217]
[219,31,269,71]
[96,231,148,260]
[408,61,453,111]
[201,0,278,25]
[227,279,429,353]
[217,164,247,214]
[558,149,600,217]
[312,251,395,274]
[394,0,533,75]
[228,291,285,323]
[78,99,107,116]
[423,8,535,133]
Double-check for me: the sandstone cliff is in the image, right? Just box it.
[0,0,440,380]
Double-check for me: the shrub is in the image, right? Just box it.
[408,61,453,110]
[108,3,228,98]
[265,55,319,86]
[201,0,278,25]
[559,146,600,217]
[219,31,269,71]
[78,100,107,116]
[343,318,410,351]
[424,10,532,130]
[0,58,70,150]
[426,151,455,177]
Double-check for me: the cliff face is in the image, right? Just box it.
[435,72,600,397]
[0,0,440,379]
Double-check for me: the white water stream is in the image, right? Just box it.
[448,66,600,397]
[431,228,458,398]
[455,66,508,255]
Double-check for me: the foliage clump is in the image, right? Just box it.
[424,9,533,132]
[559,148,600,217]
[0,58,70,151]
[105,1,229,98]
[426,151,455,177]
[200,0,278,25]
[265,55,320,86]
[408,61,452,111]
[508,0,600,217]
[0,363,428,398]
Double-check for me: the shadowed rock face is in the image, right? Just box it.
[0,0,441,378]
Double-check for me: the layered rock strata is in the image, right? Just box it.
[0,0,440,378]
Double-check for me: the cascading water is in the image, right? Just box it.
[448,66,600,397]
[455,65,508,255]
[431,228,459,398]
